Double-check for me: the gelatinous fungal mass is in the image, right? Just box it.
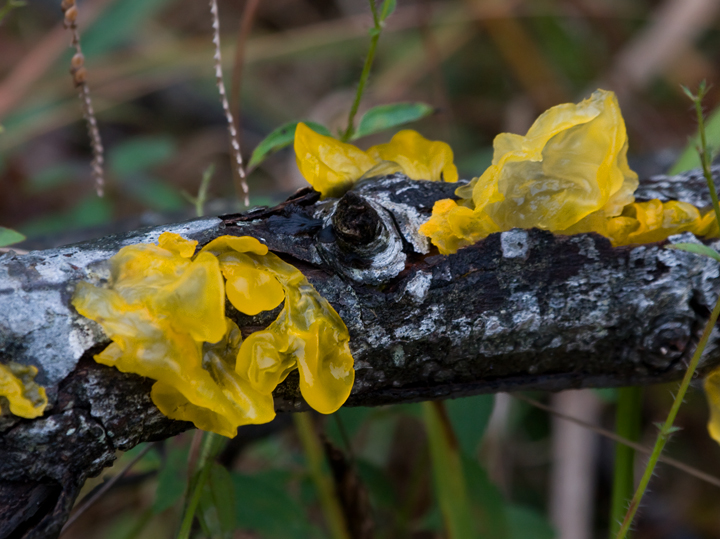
[0,361,48,419]
[200,236,355,416]
[294,122,457,199]
[419,89,716,254]
[72,232,354,437]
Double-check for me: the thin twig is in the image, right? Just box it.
[209,0,249,206]
[514,394,720,490]
[60,443,156,535]
[60,0,104,197]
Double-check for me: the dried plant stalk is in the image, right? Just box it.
[61,0,104,197]
[209,0,249,206]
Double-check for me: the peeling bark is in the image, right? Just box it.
[2,170,720,537]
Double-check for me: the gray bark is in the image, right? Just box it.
[2,169,720,537]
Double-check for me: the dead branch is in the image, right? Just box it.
[2,169,720,537]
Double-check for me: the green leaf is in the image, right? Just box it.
[326,406,373,448]
[506,505,555,539]
[209,464,236,534]
[123,175,186,212]
[109,136,176,177]
[661,424,683,434]
[0,227,25,248]
[153,443,189,514]
[462,456,509,539]
[380,0,397,20]
[356,459,397,509]
[669,104,720,174]
[248,120,331,170]
[681,85,696,101]
[353,102,434,140]
[666,242,720,262]
[445,394,495,457]
[200,464,236,537]
[28,162,84,193]
[423,402,479,539]
[232,472,318,539]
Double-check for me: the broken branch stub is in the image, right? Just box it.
[2,170,720,537]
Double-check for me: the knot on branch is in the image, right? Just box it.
[641,316,694,369]
[333,191,383,251]
[318,191,406,285]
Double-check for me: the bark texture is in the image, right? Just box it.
[2,170,720,537]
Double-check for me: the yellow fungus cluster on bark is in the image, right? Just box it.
[705,370,720,445]
[72,232,354,438]
[0,361,47,419]
[294,123,458,199]
[418,90,714,254]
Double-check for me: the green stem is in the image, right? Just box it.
[294,413,350,539]
[367,0,379,26]
[341,0,383,142]
[196,164,214,217]
[615,293,720,539]
[177,432,224,539]
[693,87,720,227]
[609,386,643,538]
[422,401,477,539]
[177,462,212,539]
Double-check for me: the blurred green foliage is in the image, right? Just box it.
[82,0,176,58]
[153,443,189,514]
[232,471,319,538]
[0,226,25,247]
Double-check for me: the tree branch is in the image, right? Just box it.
[2,169,720,537]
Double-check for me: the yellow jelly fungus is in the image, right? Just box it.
[201,239,355,415]
[605,200,701,246]
[467,89,637,229]
[295,122,377,199]
[706,369,720,444]
[151,318,276,438]
[0,361,47,419]
[294,122,457,199]
[201,236,284,316]
[72,232,355,437]
[420,89,717,253]
[366,130,459,184]
[418,199,497,255]
[696,210,720,238]
[72,233,273,437]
